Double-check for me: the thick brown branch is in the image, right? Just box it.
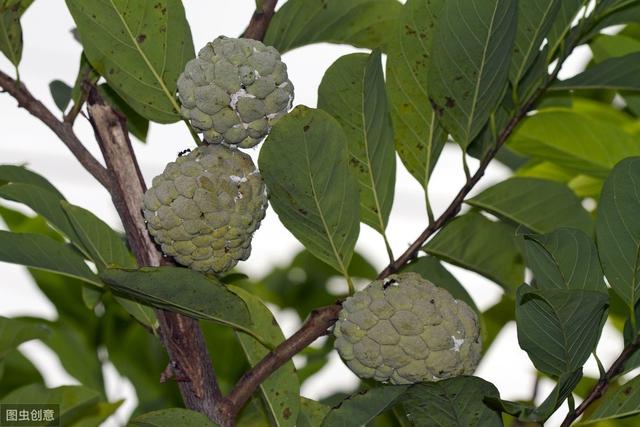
[0,69,111,189]
[560,338,640,426]
[241,0,278,41]
[85,88,226,424]
[223,304,341,419]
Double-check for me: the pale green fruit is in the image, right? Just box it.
[143,145,267,273]
[178,36,294,148]
[334,273,481,385]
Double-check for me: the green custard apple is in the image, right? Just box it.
[177,36,294,148]
[143,145,267,273]
[334,272,481,385]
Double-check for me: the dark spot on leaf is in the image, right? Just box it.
[137,34,146,43]
[624,386,633,396]
[303,125,310,132]
[283,407,291,419]
[445,97,455,108]
[298,208,308,215]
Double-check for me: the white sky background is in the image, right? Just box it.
[0,1,624,426]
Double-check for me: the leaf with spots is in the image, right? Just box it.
[0,0,32,66]
[386,0,447,191]
[230,286,300,427]
[318,50,396,238]
[427,0,517,148]
[65,0,195,123]
[579,374,640,424]
[259,106,360,281]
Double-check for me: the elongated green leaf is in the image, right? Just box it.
[0,183,86,251]
[0,231,102,286]
[467,177,592,234]
[509,110,640,177]
[100,267,259,335]
[510,0,560,87]
[49,80,72,112]
[231,287,299,427]
[298,398,330,427]
[68,400,122,427]
[259,106,360,278]
[596,157,640,307]
[0,0,32,66]
[263,0,402,53]
[546,0,582,59]
[400,377,503,427]
[386,0,447,191]
[322,385,409,427]
[428,0,517,147]
[0,317,48,360]
[65,0,194,123]
[424,213,524,291]
[516,286,608,377]
[554,53,640,92]
[403,256,478,315]
[318,51,395,234]
[524,228,606,292]
[0,164,63,198]
[130,408,219,427]
[590,4,640,37]
[61,201,135,270]
[0,351,44,397]
[580,375,640,424]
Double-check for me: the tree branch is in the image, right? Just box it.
[241,0,278,41]
[84,87,227,425]
[0,69,111,189]
[223,304,341,419]
[560,337,640,426]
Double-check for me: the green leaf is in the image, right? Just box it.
[98,83,149,142]
[424,212,524,291]
[68,400,122,427]
[70,53,100,107]
[65,0,195,123]
[0,231,102,286]
[0,351,44,398]
[297,398,330,427]
[0,317,48,360]
[524,228,607,292]
[482,296,515,351]
[61,201,135,270]
[49,80,72,112]
[400,376,503,427]
[230,287,299,427]
[580,375,640,424]
[546,0,582,59]
[130,408,219,427]
[554,53,640,92]
[385,0,447,191]
[596,157,640,308]
[428,0,517,147]
[508,110,640,177]
[0,183,86,252]
[0,164,64,198]
[0,0,32,66]
[510,0,560,87]
[318,51,395,235]
[402,256,479,315]
[263,0,402,53]
[515,286,608,377]
[321,385,409,426]
[0,384,102,425]
[467,177,593,234]
[100,267,259,336]
[259,106,360,279]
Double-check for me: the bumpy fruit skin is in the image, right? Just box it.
[142,145,267,273]
[177,36,294,148]
[334,273,481,385]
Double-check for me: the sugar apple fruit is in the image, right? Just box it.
[177,36,294,148]
[142,145,267,273]
[334,272,481,385]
